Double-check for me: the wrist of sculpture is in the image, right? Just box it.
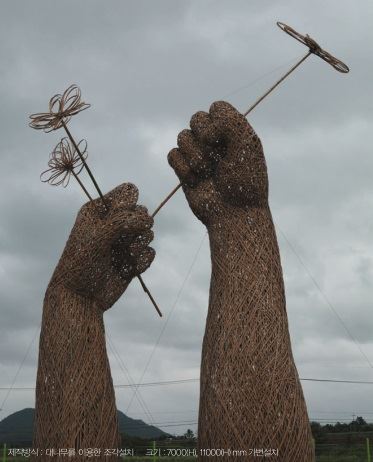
[45,275,89,308]
[206,204,275,267]
[205,202,270,232]
[46,265,123,312]
[46,265,90,297]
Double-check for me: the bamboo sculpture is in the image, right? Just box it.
[169,101,314,460]
[165,26,348,460]
[29,89,157,460]
[27,21,349,460]
[32,184,155,460]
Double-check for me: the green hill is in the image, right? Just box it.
[0,408,34,444]
[0,408,168,444]
[117,411,169,439]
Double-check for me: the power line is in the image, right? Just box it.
[311,410,373,414]
[123,421,198,430]
[125,232,208,415]
[3,376,373,392]
[120,378,198,388]
[107,335,156,425]
[123,419,197,427]
[278,227,373,370]
[0,324,40,412]
[121,409,373,418]
[301,377,373,385]
[309,418,370,422]
[128,410,198,416]
[220,54,305,100]
[114,419,198,430]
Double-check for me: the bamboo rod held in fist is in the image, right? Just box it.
[152,20,349,216]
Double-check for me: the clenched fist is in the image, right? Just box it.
[168,101,268,226]
[50,183,155,310]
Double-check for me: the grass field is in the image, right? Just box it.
[316,442,368,461]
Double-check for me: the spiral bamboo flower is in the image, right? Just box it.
[29,85,91,132]
[41,138,88,187]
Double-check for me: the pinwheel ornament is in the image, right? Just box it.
[30,86,162,317]
[152,21,350,216]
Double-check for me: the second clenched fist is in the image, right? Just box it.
[168,101,268,226]
[50,183,155,311]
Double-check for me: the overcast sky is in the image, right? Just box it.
[1,0,373,435]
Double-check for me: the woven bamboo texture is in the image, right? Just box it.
[32,184,155,461]
[168,101,314,461]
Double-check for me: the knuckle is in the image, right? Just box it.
[210,100,230,113]
[135,204,149,214]
[146,246,156,260]
[209,100,224,116]
[167,148,179,166]
[177,129,192,147]
[121,182,139,198]
[146,229,155,242]
[190,111,209,130]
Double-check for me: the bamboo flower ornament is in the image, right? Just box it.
[30,84,106,205]
[41,138,88,187]
[40,138,94,202]
[30,85,162,317]
[29,85,90,132]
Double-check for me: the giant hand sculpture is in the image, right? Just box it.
[32,183,155,460]
[169,101,314,461]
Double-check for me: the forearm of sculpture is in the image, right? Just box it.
[199,206,313,458]
[32,283,120,456]
[205,206,290,349]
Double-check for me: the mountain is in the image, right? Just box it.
[0,408,168,444]
[0,408,34,445]
[117,410,168,439]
